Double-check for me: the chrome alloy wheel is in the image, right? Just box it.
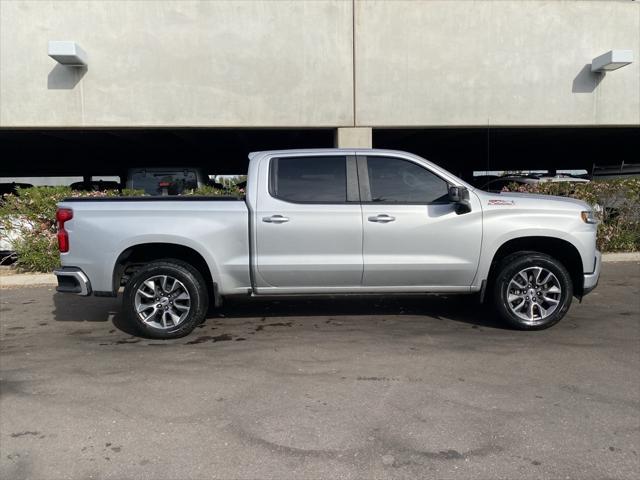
[134,275,191,330]
[506,267,562,325]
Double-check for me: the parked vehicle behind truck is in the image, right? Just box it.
[125,167,209,196]
[54,149,601,338]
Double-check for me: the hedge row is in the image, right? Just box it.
[1,180,638,272]
[501,179,640,252]
[0,187,144,271]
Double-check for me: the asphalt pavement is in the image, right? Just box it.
[1,263,639,479]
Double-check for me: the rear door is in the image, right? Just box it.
[254,154,363,290]
[359,154,482,288]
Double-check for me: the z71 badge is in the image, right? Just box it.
[488,199,515,206]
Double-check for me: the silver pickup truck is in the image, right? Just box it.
[54,149,601,338]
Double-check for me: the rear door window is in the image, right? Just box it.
[270,156,347,203]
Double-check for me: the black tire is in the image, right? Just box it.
[493,251,573,330]
[123,259,209,339]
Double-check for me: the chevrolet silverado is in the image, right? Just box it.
[54,149,601,338]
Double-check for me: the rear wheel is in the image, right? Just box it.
[493,252,573,330]
[123,259,208,339]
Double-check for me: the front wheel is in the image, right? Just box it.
[123,259,209,339]
[493,252,573,330]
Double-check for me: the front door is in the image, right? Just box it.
[359,154,482,288]
[255,155,363,290]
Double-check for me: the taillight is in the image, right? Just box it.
[56,208,73,253]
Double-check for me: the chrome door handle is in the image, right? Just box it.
[262,215,289,224]
[368,214,395,223]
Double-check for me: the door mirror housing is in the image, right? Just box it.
[448,186,472,214]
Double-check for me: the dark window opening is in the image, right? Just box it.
[271,156,347,203]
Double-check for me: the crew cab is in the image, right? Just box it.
[54,149,601,338]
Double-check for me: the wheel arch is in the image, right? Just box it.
[112,242,220,305]
[485,236,584,298]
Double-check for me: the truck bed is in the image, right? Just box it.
[58,197,251,295]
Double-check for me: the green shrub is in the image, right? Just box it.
[0,187,144,272]
[185,177,246,197]
[501,179,640,252]
[185,184,244,196]
[8,232,59,272]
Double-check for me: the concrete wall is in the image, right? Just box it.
[356,0,640,126]
[0,0,354,127]
[1,0,638,128]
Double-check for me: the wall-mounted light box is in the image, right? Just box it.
[591,50,633,73]
[48,41,88,66]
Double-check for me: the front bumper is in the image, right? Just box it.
[582,250,601,296]
[54,267,92,296]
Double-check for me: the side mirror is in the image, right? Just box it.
[448,186,472,214]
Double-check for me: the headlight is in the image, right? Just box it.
[581,210,597,224]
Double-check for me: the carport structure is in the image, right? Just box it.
[0,129,335,178]
[374,127,640,180]
[1,2,638,181]
[0,127,638,182]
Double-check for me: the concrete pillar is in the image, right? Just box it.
[335,127,372,148]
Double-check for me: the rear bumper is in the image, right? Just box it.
[54,267,92,296]
[582,250,601,296]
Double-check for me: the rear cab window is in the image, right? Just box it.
[269,156,348,203]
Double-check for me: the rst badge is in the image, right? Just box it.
[488,199,515,206]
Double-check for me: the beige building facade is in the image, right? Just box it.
[0,1,637,176]
[1,1,638,130]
